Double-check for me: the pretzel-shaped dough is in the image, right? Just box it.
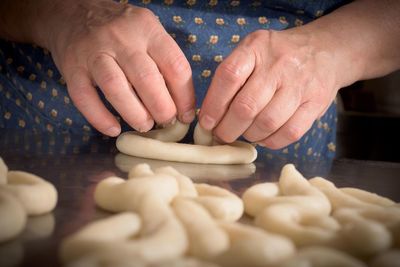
[309,177,400,255]
[213,222,295,267]
[93,173,188,264]
[0,158,57,243]
[193,184,244,222]
[116,121,257,164]
[3,171,57,216]
[244,164,339,246]
[60,212,142,262]
[172,197,229,259]
[0,189,26,243]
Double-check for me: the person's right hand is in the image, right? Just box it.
[42,1,195,136]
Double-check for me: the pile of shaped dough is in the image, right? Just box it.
[61,163,400,267]
[116,121,257,164]
[0,157,58,243]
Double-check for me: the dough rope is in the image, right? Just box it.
[116,121,257,164]
[0,189,27,243]
[61,163,400,267]
[115,152,256,181]
[92,172,188,264]
[0,157,57,243]
[244,164,339,246]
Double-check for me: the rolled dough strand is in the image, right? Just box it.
[0,157,7,185]
[117,132,257,164]
[242,182,280,217]
[172,197,229,259]
[253,165,339,246]
[2,171,58,215]
[60,212,142,263]
[193,123,214,146]
[94,175,179,213]
[93,174,188,263]
[309,177,382,211]
[193,183,244,222]
[92,197,187,264]
[128,163,155,178]
[155,166,198,198]
[279,246,366,267]
[340,187,395,207]
[20,213,55,241]
[137,120,190,142]
[213,222,295,267]
[332,208,392,256]
[115,153,256,181]
[0,189,27,243]
[310,176,400,250]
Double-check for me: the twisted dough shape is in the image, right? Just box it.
[310,177,400,255]
[116,121,257,164]
[0,189,26,243]
[244,164,339,246]
[0,158,57,243]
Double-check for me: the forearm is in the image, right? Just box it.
[0,0,110,50]
[299,0,400,87]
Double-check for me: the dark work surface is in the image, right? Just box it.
[0,130,400,267]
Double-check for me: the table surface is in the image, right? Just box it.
[1,130,399,267]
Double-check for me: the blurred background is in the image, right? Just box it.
[337,70,400,162]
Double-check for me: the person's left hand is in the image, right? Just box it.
[199,29,345,149]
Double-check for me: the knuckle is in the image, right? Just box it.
[256,113,280,133]
[243,29,270,47]
[99,71,121,88]
[285,125,303,142]
[166,52,192,77]
[231,95,259,120]
[216,62,243,84]
[134,7,157,21]
[135,68,162,81]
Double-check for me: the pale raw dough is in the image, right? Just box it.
[93,174,187,264]
[172,197,229,259]
[0,189,27,243]
[4,171,57,215]
[0,157,7,185]
[0,158,57,243]
[61,163,400,267]
[115,153,256,181]
[214,222,295,267]
[246,165,339,246]
[116,121,257,164]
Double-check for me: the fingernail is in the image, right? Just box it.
[138,120,154,132]
[162,117,176,128]
[201,115,216,130]
[106,126,121,137]
[181,109,195,123]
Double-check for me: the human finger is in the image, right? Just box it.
[148,33,196,124]
[213,68,278,143]
[117,51,177,125]
[89,53,154,132]
[199,46,256,130]
[65,67,121,136]
[243,86,301,142]
[258,101,323,149]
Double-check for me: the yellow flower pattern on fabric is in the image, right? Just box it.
[0,0,344,160]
